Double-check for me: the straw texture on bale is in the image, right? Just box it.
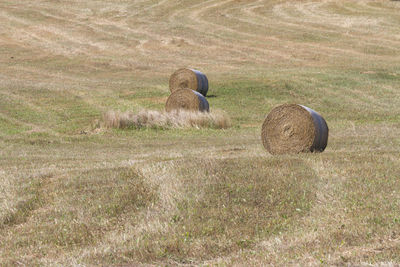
[261,104,328,154]
[166,89,209,112]
[169,68,209,96]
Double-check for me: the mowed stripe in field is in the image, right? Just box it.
[0,0,399,135]
[0,0,399,74]
[1,1,400,265]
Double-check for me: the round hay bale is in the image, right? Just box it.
[169,68,209,96]
[261,104,328,154]
[165,89,209,112]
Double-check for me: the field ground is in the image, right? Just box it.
[1,0,400,265]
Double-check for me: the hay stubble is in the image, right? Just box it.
[1,0,400,265]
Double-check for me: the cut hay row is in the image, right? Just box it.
[261,104,328,155]
[103,109,231,130]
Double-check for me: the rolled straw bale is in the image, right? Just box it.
[169,68,209,96]
[165,89,209,112]
[261,104,328,154]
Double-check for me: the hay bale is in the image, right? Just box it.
[169,68,208,96]
[165,89,209,112]
[261,104,328,154]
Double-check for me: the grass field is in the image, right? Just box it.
[1,0,400,265]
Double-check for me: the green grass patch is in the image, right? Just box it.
[1,167,157,264]
[0,173,50,229]
[124,157,317,263]
[52,167,157,229]
[208,79,295,125]
[9,88,100,134]
[0,117,29,136]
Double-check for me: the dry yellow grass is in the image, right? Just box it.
[102,109,231,129]
[1,0,400,265]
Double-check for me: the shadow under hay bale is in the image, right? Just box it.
[166,89,209,112]
[261,104,328,155]
[169,68,208,96]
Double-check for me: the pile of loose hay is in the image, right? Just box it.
[261,104,328,154]
[169,68,208,96]
[103,109,231,129]
[165,89,209,112]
